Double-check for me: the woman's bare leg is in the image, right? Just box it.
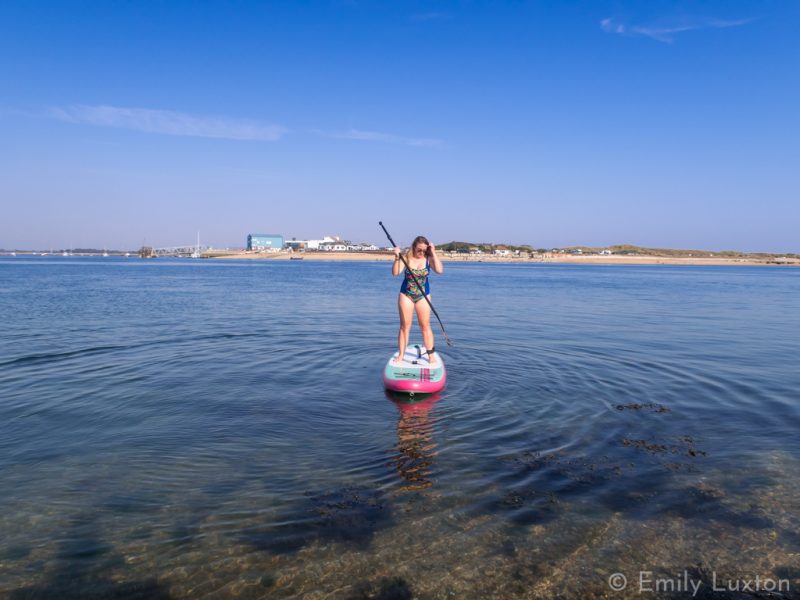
[415,295,437,365]
[396,294,414,363]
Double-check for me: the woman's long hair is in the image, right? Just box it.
[405,236,430,263]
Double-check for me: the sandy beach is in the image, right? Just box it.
[205,250,800,266]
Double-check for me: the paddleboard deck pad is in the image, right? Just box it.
[383,344,446,394]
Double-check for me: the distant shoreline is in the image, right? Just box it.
[2,251,796,266]
[204,250,800,266]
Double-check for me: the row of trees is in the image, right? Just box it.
[437,241,542,253]
[437,242,799,259]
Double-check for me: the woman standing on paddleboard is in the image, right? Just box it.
[392,236,444,365]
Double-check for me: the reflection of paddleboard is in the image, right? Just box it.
[386,389,442,412]
[383,343,446,394]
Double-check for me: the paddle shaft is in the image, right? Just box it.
[379,221,453,347]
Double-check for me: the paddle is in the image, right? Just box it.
[379,221,454,347]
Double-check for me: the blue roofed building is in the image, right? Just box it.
[247,233,284,251]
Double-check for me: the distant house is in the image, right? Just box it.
[285,239,305,250]
[282,235,343,250]
[247,233,284,251]
[320,243,347,252]
[303,236,335,250]
[494,249,510,256]
[600,249,612,255]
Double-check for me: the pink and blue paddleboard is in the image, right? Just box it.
[383,343,446,394]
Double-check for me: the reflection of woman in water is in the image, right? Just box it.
[390,394,440,491]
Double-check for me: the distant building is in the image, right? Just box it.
[279,235,342,250]
[320,242,348,252]
[285,239,305,251]
[304,236,339,250]
[247,233,284,251]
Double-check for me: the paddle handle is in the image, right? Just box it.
[378,221,397,249]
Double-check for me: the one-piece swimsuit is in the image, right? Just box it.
[400,259,430,303]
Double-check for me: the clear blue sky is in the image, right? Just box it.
[1,1,798,252]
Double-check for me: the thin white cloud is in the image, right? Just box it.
[48,105,286,141]
[409,12,451,22]
[601,16,753,43]
[324,128,445,148]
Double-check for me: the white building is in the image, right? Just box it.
[320,239,348,251]
[283,235,380,252]
[283,235,340,250]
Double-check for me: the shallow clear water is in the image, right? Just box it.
[1,257,799,599]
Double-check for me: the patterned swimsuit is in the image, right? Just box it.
[400,259,430,303]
